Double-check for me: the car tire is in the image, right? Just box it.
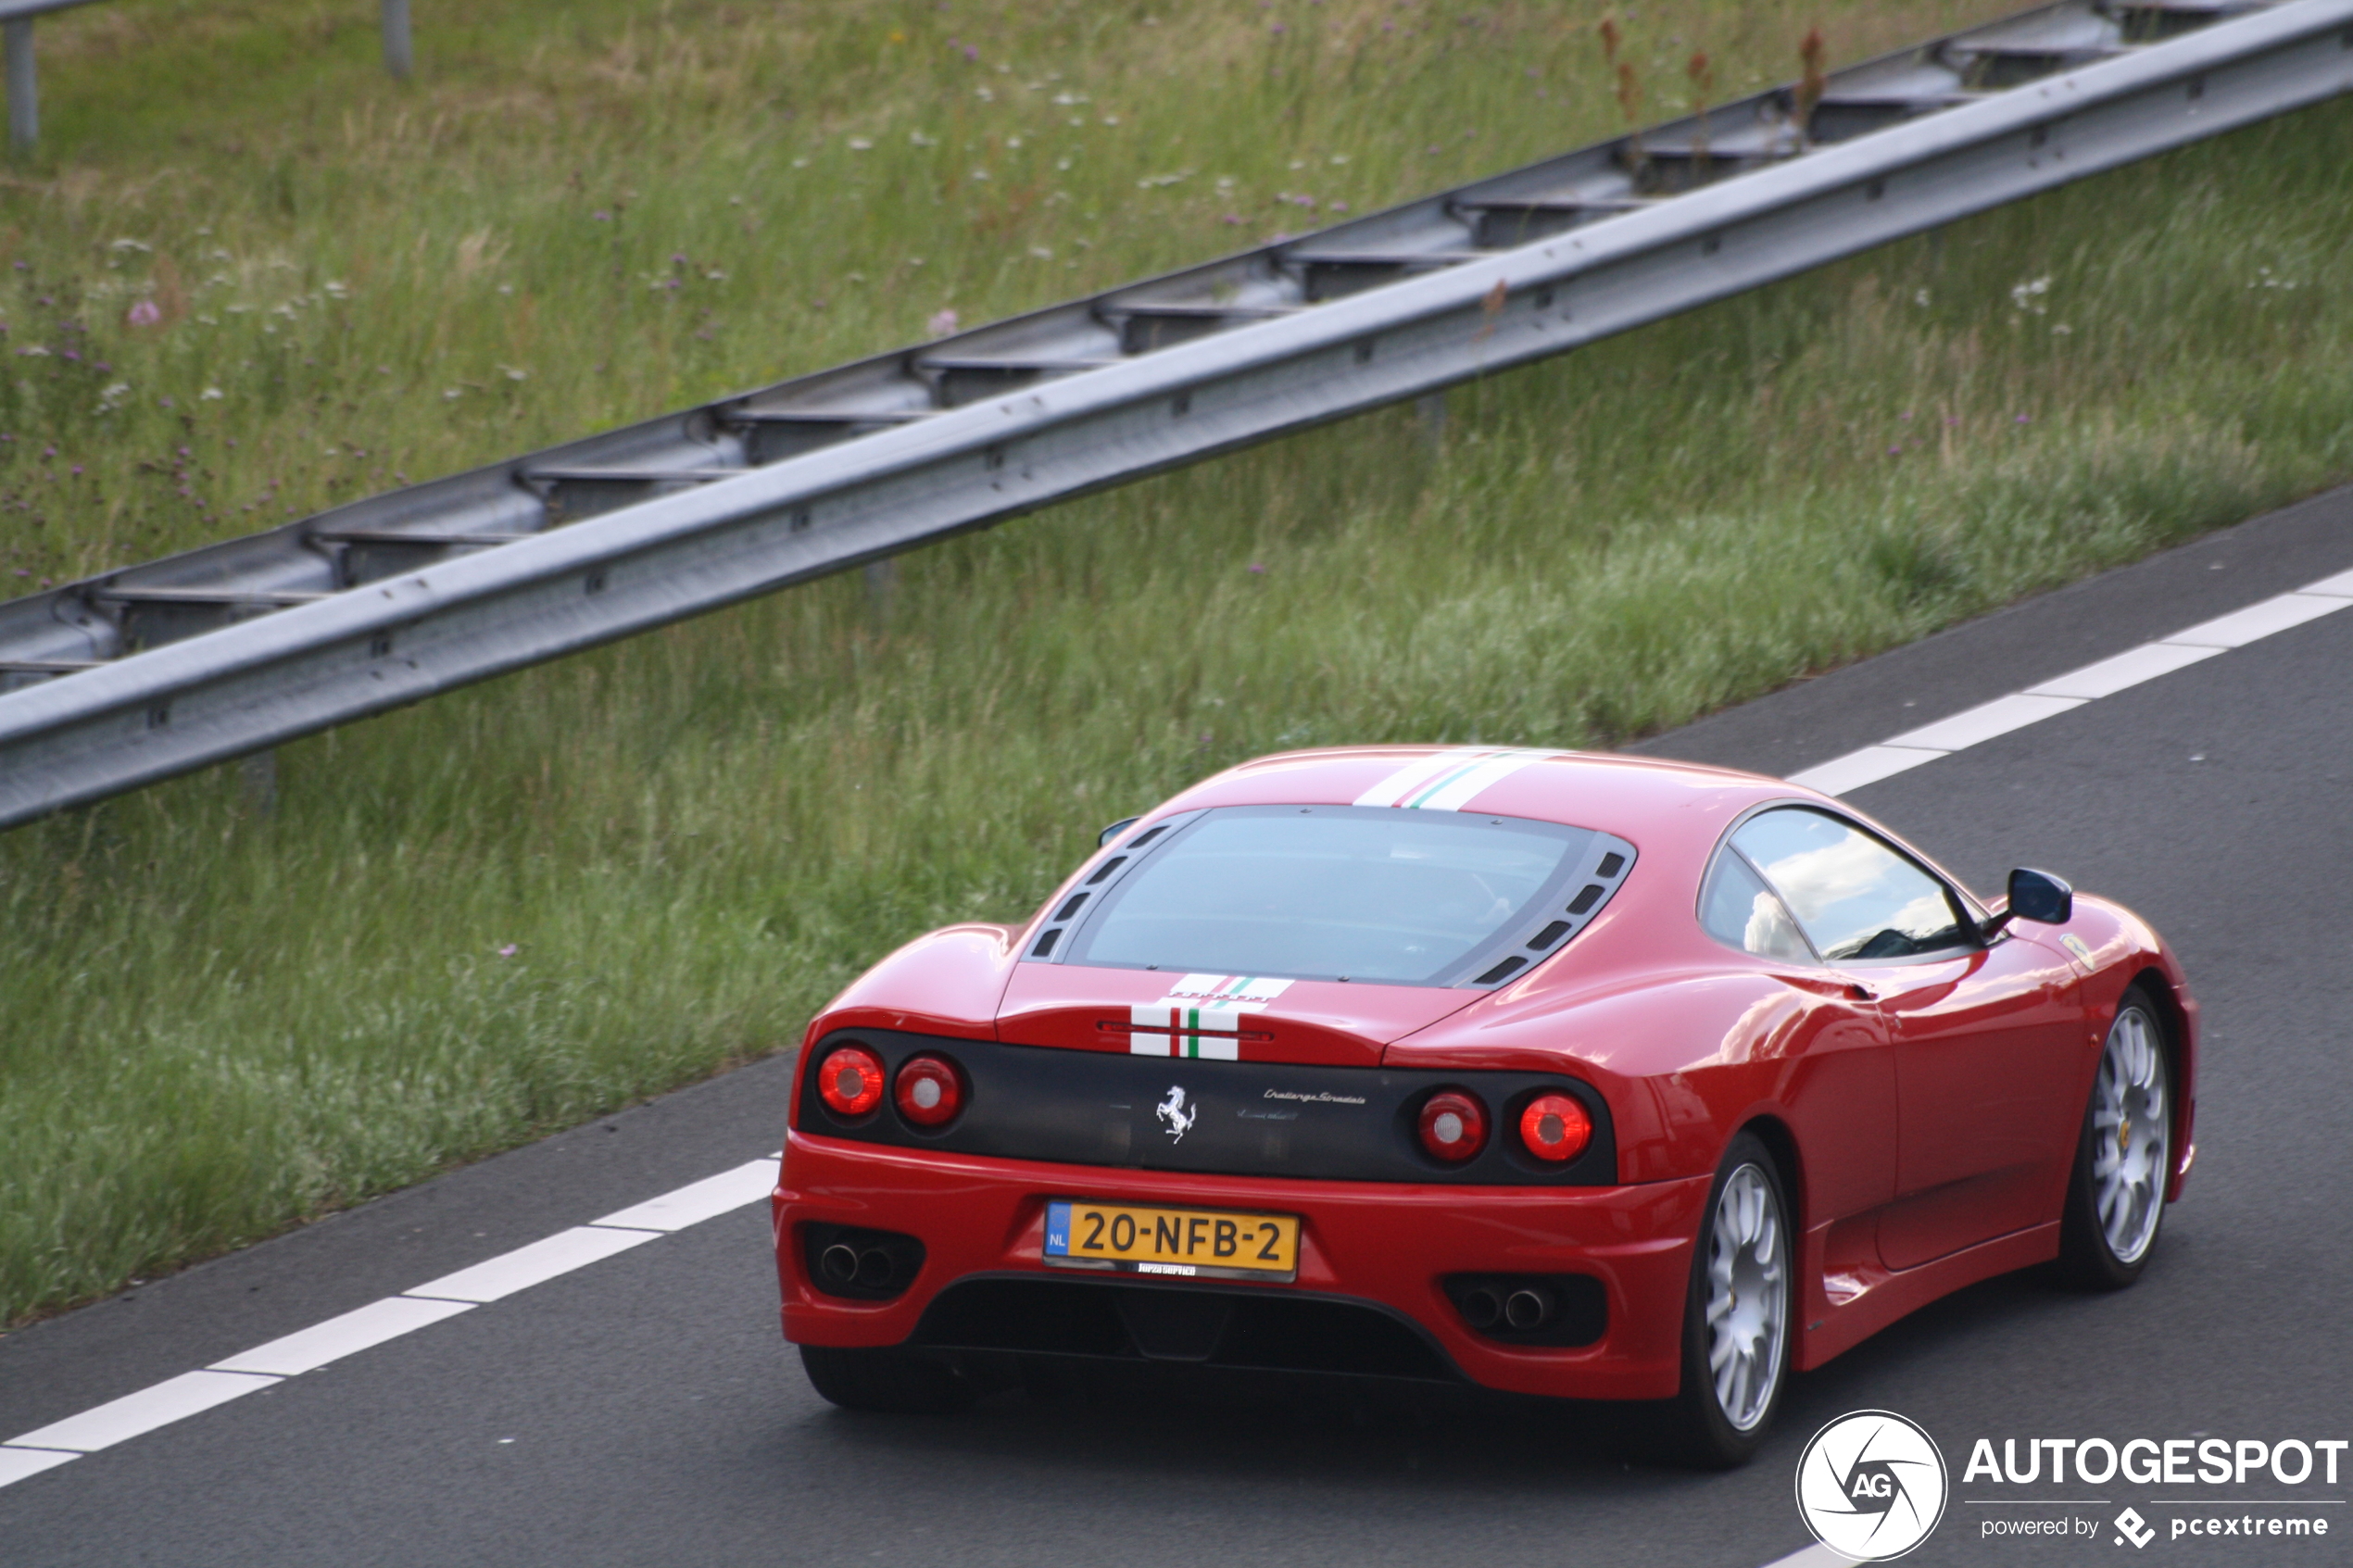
[799,1345,974,1414]
[2056,986,2172,1291]
[1662,1131,1794,1469]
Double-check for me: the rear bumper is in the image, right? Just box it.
[775,1131,1709,1401]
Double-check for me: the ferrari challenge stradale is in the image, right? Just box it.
[773,746,2196,1463]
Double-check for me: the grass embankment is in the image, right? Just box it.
[2,0,2349,1326]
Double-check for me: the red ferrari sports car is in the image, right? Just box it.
[773,746,2196,1462]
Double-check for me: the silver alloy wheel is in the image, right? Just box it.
[1704,1162,1788,1432]
[2092,1003,2170,1265]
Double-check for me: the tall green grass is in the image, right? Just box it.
[3,0,2350,1324]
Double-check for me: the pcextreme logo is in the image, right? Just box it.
[1795,1410,1951,1561]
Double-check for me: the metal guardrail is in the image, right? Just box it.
[2,0,413,153]
[1,0,2348,829]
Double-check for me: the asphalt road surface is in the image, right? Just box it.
[5,490,2350,1568]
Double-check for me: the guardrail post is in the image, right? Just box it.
[239,750,278,818]
[5,19,35,156]
[382,0,412,80]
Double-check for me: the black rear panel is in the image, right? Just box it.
[795,1030,1617,1185]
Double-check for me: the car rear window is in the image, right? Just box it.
[1063,806,1599,986]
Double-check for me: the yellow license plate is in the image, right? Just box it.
[1043,1199,1299,1282]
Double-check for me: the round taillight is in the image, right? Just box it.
[816,1044,886,1118]
[1519,1092,1592,1163]
[1417,1089,1488,1163]
[894,1055,964,1127]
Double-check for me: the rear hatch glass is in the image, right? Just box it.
[1062,805,1598,988]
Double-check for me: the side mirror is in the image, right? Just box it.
[2004,867,2074,926]
[1098,816,1140,848]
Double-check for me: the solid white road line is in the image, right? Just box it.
[209,1296,479,1378]
[1789,571,2353,795]
[403,1223,664,1305]
[0,1155,779,1489]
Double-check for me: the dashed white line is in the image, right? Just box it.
[0,1447,78,1486]
[209,1296,478,1378]
[403,1223,665,1305]
[1789,570,2353,795]
[6,1369,281,1456]
[0,1154,778,1488]
[2021,641,2220,700]
[591,1157,778,1232]
[1758,1545,1854,1567]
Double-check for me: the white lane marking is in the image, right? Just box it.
[0,1447,80,1486]
[1882,692,2084,752]
[2021,641,2221,699]
[1757,1545,1855,1567]
[1785,745,1944,796]
[2160,588,2348,648]
[404,1223,665,1304]
[0,1156,779,1489]
[1789,567,2353,795]
[6,1370,280,1454]
[592,1158,786,1233]
[209,1296,477,1377]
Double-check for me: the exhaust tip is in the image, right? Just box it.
[1504,1286,1552,1331]
[819,1243,861,1284]
[1459,1286,1504,1330]
[855,1248,899,1287]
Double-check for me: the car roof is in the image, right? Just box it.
[1151,746,1810,841]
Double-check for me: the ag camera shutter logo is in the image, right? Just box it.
[1795,1410,1950,1561]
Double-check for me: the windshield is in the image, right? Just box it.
[1066,807,1594,985]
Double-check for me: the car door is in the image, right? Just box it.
[1696,843,1898,1261]
[1731,808,2085,1270]
[1850,939,2084,1267]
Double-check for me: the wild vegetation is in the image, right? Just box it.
[2,0,2348,1325]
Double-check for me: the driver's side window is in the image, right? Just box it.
[1728,808,1975,962]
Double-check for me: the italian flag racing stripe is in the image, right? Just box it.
[1126,976,1292,1060]
[1353,748,1559,811]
